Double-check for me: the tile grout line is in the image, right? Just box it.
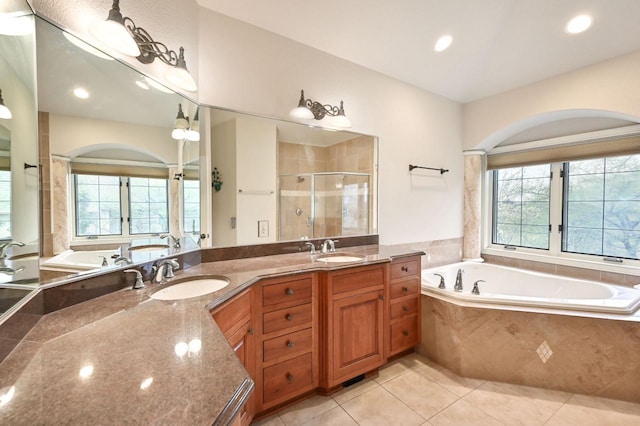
[541,393,577,425]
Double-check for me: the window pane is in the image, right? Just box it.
[74,174,121,236]
[563,153,640,259]
[128,178,168,235]
[493,165,550,249]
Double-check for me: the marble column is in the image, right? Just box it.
[51,157,70,254]
[463,150,485,260]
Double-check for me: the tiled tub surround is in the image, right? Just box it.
[419,294,640,404]
[0,245,420,424]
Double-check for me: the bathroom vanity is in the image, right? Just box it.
[0,246,421,425]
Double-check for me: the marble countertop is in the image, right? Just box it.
[0,245,422,424]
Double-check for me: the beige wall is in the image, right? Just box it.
[463,51,640,151]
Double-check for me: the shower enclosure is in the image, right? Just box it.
[278,172,371,240]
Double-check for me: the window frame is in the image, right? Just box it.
[71,174,170,241]
[483,159,640,273]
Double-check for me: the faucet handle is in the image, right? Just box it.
[164,259,180,278]
[472,280,485,295]
[99,256,108,267]
[124,269,145,290]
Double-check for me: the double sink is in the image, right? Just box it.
[149,252,366,301]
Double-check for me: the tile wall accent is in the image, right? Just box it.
[390,237,463,270]
[482,254,640,288]
[51,158,69,254]
[463,152,483,260]
[418,295,640,404]
[38,111,53,257]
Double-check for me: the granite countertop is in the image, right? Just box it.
[0,245,422,424]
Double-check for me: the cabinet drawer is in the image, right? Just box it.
[263,353,313,405]
[390,316,420,354]
[262,277,312,308]
[263,328,313,363]
[211,289,251,337]
[331,265,385,296]
[390,257,419,280]
[390,278,420,299]
[263,303,312,334]
[390,296,419,320]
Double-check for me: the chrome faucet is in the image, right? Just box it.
[152,258,180,284]
[124,269,145,290]
[160,234,181,249]
[0,241,25,258]
[321,239,338,253]
[454,268,464,292]
[114,256,133,266]
[305,242,316,255]
[434,273,446,289]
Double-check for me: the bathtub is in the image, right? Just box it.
[421,261,640,315]
[40,249,119,271]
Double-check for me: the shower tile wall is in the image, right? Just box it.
[278,136,374,240]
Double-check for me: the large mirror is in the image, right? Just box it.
[209,109,378,247]
[34,16,200,283]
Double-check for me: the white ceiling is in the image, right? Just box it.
[196,0,640,103]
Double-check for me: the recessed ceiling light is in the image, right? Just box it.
[566,14,592,34]
[135,80,149,90]
[73,87,90,99]
[434,35,453,52]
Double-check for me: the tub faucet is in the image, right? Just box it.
[434,273,446,289]
[152,259,180,284]
[321,239,338,253]
[0,241,25,258]
[160,234,181,249]
[114,256,133,265]
[454,269,464,292]
[0,266,25,275]
[472,280,485,295]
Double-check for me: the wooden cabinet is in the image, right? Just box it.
[255,274,318,411]
[322,264,386,388]
[211,289,256,426]
[387,256,421,357]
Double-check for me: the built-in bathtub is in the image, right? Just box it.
[419,261,640,404]
[40,249,119,271]
[421,261,640,315]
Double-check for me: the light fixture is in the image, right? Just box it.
[566,14,592,34]
[90,0,197,92]
[63,31,114,61]
[73,87,90,99]
[290,90,352,128]
[434,34,453,52]
[171,104,200,141]
[0,90,12,119]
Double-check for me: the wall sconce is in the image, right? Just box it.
[290,89,351,128]
[0,90,12,119]
[171,104,199,142]
[90,0,197,92]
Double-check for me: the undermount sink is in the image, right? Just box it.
[149,277,230,300]
[316,254,365,263]
[128,244,169,252]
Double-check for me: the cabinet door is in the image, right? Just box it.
[227,320,255,426]
[330,290,385,385]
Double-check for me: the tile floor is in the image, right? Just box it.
[253,352,640,426]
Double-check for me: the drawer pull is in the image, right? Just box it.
[285,288,294,296]
[285,313,294,321]
[402,306,409,312]
[379,295,385,301]
[286,373,294,383]
[287,340,295,348]
[248,327,255,335]
[402,286,409,293]
[402,330,410,337]
[401,266,409,272]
